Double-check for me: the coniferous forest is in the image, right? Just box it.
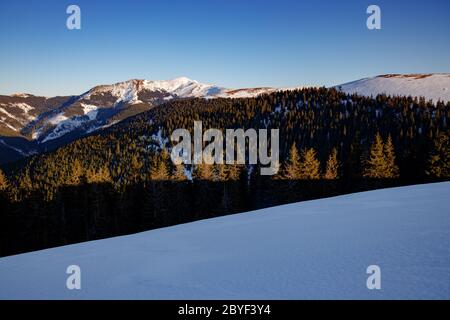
[1,87,449,257]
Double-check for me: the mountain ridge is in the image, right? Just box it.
[0,73,448,164]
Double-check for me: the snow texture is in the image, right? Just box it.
[0,182,449,300]
[338,74,450,103]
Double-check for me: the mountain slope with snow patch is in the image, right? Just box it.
[338,74,450,103]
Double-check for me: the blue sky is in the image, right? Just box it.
[0,0,449,96]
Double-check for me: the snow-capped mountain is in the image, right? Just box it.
[2,78,282,144]
[1,182,449,299]
[337,73,450,103]
[0,77,285,163]
[0,74,448,164]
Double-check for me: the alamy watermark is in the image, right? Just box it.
[367,5,381,30]
[366,265,381,290]
[66,265,81,290]
[170,121,280,176]
[66,5,81,30]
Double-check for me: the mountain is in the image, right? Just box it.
[1,73,449,165]
[337,73,450,103]
[0,78,288,164]
[1,182,449,299]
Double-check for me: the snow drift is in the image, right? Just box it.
[0,182,450,300]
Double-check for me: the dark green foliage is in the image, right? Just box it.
[427,131,450,178]
[0,87,449,256]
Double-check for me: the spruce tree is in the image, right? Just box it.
[426,132,450,178]
[193,163,214,181]
[299,148,321,180]
[324,148,340,179]
[384,135,399,178]
[68,159,84,185]
[87,165,112,184]
[0,169,8,191]
[282,143,301,179]
[173,164,187,181]
[364,133,386,178]
[227,164,241,181]
[193,154,215,181]
[150,152,170,181]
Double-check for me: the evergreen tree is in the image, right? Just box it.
[364,133,386,178]
[227,164,241,181]
[86,165,112,184]
[324,148,340,179]
[427,132,450,178]
[193,163,214,180]
[0,169,8,191]
[299,148,321,180]
[282,143,301,179]
[384,135,400,178]
[213,164,227,182]
[67,159,84,185]
[150,152,170,181]
[172,164,188,181]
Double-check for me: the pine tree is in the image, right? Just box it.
[67,159,84,185]
[282,143,301,179]
[384,135,400,178]
[299,148,321,179]
[213,164,227,182]
[324,148,340,179]
[150,152,170,181]
[87,165,112,184]
[193,154,214,181]
[364,133,386,178]
[193,163,214,181]
[172,164,187,181]
[227,164,241,181]
[427,132,450,178]
[0,169,8,191]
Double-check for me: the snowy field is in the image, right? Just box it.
[0,182,449,299]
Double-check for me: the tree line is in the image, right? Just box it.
[0,87,449,256]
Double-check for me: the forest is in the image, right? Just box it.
[1,87,449,257]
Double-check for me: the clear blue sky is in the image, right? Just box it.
[0,0,449,96]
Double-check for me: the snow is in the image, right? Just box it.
[81,103,99,121]
[25,78,302,142]
[13,102,34,114]
[0,182,449,299]
[142,77,223,98]
[48,113,69,126]
[31,128,43,140]
[82,77,294,103]
[0,119,18,132]
[40,106,101,143]
[0,107,21,123]
[10,93,33,98]
[42,116,86,143]
[337,74,450,103]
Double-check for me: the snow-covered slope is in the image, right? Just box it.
[1,182,449,300]
[338,74,450,103]
[12,78,285,145]
[0,78,290,163]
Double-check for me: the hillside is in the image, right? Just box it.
[1,86,448,258]
[0,182,449,299]
[338,74,450,103]
[0,78,289,163]
[1,74,449,164]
